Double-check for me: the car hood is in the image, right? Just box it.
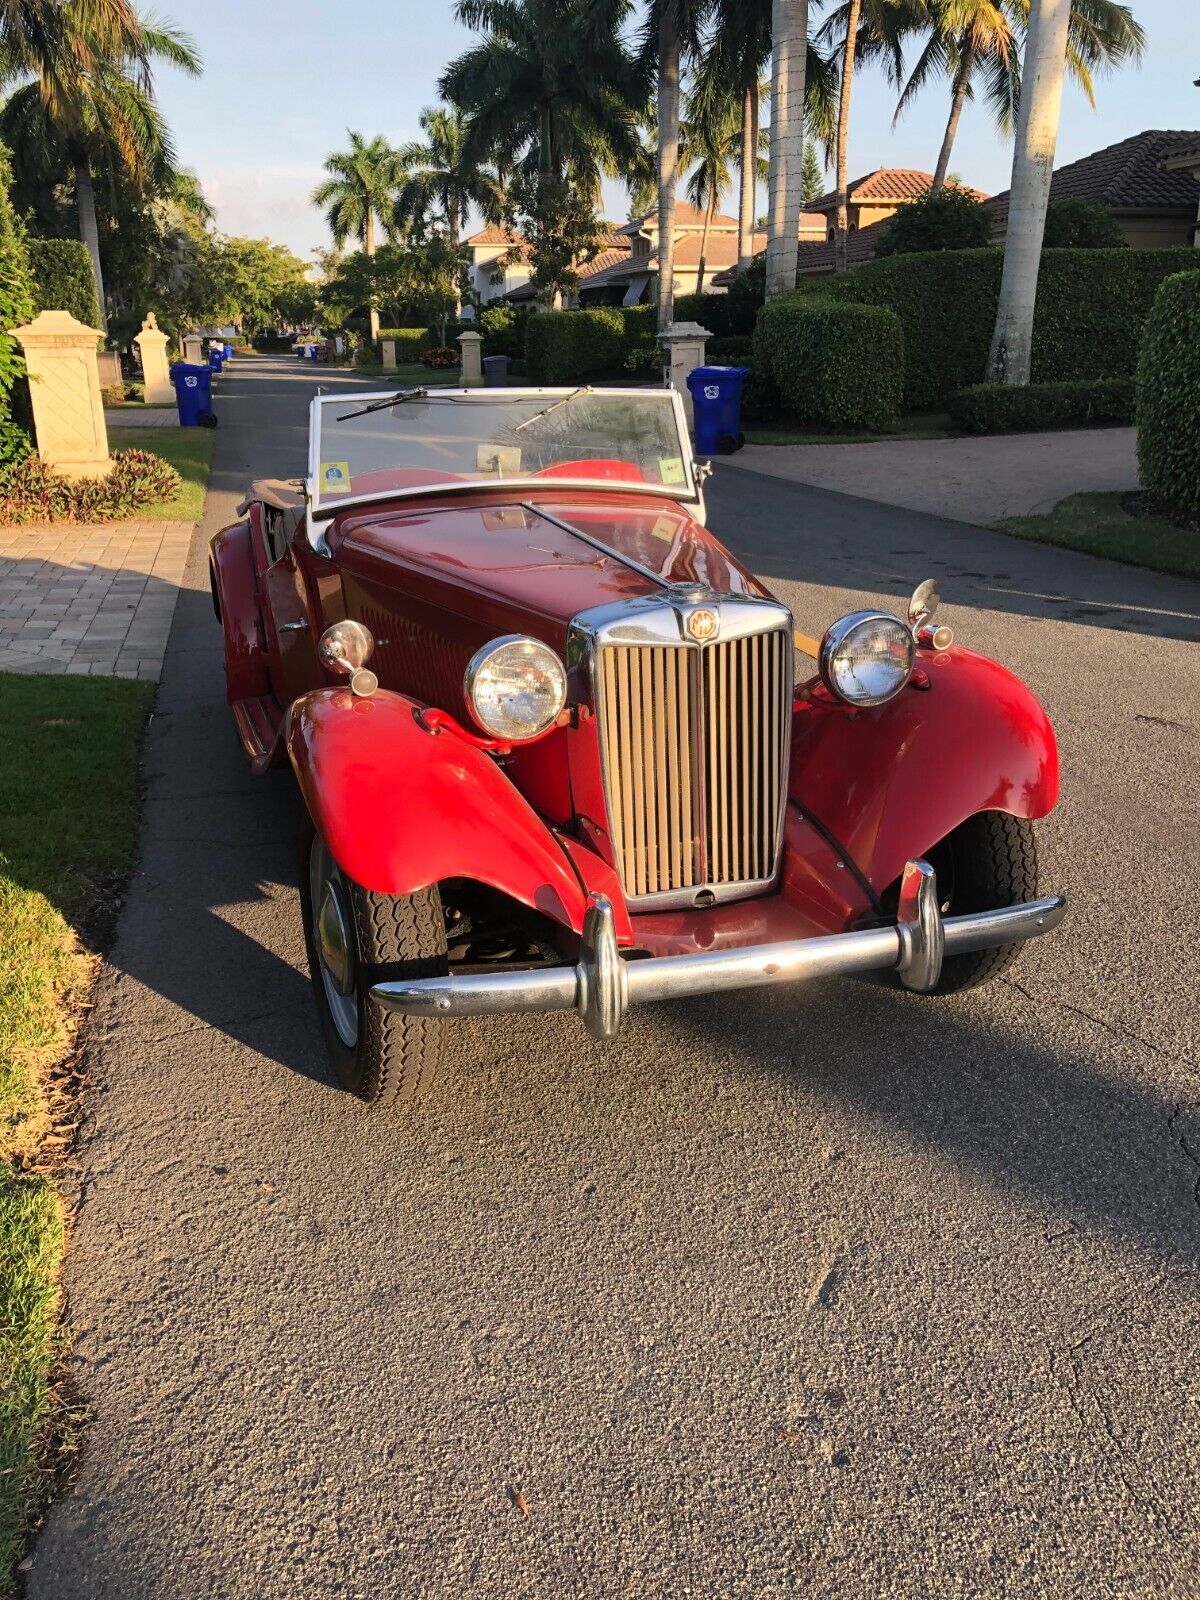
[332,492,769,646]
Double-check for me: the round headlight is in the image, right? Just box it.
[819,611,916,707]
[464,635,567,741]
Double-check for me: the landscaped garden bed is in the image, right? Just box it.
[998,490,1200,579]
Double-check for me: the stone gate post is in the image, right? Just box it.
[135,313,174,404]
[12,310,111,479]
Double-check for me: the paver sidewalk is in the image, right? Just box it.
[0,520,192,679]
[737,425,1139,526]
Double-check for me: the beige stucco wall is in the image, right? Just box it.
[1118,214,1195,249]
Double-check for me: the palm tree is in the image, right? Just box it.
[312,132,403,339]
[442,0,641,307]
[764,0,810,297]
[0,7,200,329]
[895,0,1143,193]
[682,88,751,290]
[642,0,714,328]
[986,0,1072,382]
[393,104,506,245]
[816,0,912,270]
[698,2,839,276]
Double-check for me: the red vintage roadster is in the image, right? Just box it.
[211,384,1065,1109]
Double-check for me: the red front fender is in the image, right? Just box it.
[285,687,594,934]
[790,646,1060,896]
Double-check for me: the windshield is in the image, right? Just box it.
[309,387,695,514]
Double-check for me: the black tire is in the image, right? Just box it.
[299,815,447,1108]
[920,811,1039,995]
[200,411,218,428]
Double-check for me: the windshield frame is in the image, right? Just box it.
[304,386,701,541]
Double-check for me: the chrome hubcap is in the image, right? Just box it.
[309,836,358,1049]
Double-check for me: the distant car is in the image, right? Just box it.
[210,384,1065,1111]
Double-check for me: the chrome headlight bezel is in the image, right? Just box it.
[819,610,916,708]
[464,633,568,742]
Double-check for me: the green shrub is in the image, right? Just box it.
[0,139,34,464]
[623,345,660,374]
[801,246,1195,408]
[376,327,428,360]
[419,346,460,369]
[948,377,1135,433]
[26,238,101,328]
[1042,199,1126,249]
[740,369,782,424]
[675,289,758,339]
[707,335,753,363]
[478,304,525,357]
[0,448,181,523]
[524,308,625,383]
[1137,269,1200,513]
[875,186,992,257]
[621,304,656,345]
[754,296,903,428]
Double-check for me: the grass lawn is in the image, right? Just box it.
[998,491,1200,580]
[0,672,153,1590]
[113,426,214,521]
[744,413,954,446]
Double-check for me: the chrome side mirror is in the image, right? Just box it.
[908,578,940,629]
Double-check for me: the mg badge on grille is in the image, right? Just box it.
[685,608,719,642]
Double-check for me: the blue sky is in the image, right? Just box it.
[158,0,1199,261]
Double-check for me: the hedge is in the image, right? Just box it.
[477,303,525,357]
[525,308,625,383]
[0,139,34,464]
[622,304,656,345]
[675,289,758,339]
[753,296,903,429]
[27,238,101,329]
[1137,270,1200,513]
[800,247,1196,409]
[948,377,1135,434]
[376,327,429,360]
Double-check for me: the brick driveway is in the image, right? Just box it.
[0,520,192,679]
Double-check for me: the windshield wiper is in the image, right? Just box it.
[336,388,430,422]
[513,385,592,433]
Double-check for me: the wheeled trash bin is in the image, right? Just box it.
[169,361,216,427]
[686,365,751,455]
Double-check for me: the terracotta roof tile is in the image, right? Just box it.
[985,130,1200,222]
[464,225,525,247]
[807,169,988,212]
[618,199,740,234]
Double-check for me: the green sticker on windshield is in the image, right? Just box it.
[319,460,352,494]
[659,456,686,485]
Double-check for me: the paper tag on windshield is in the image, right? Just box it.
[319,460,352,494]
[658,456,686,485]
[650,515,676,542]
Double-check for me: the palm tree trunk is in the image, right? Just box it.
[696,187,717,292]
[74,157,108,333]
[365,210,380,341]
[833,0,862,273]
[986,0,1072,384]
[656,8,680,330]
[931,41,975,193]
[738,85,755,273]
[765,0,809,298]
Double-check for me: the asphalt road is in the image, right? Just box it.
[28,358,1200,1599]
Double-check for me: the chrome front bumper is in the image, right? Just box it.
[371,860,1067,1042]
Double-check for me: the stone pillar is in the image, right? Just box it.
[381,339,397,370]
[457,330,484,388]
[12,310,110,479]
[96,351,122,388]
[182,332,203,364]
[658,322,711,424]
[135,312,174,404]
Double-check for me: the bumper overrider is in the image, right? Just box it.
[371,860,1067,1042]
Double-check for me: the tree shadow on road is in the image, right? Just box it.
[709,464,1200,645]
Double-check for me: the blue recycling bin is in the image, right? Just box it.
[223,342,233,360]
[686,365,751,456]
[169,361,214,427]
[207,345,225,374]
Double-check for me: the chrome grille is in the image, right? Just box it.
[595,624,791,904]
